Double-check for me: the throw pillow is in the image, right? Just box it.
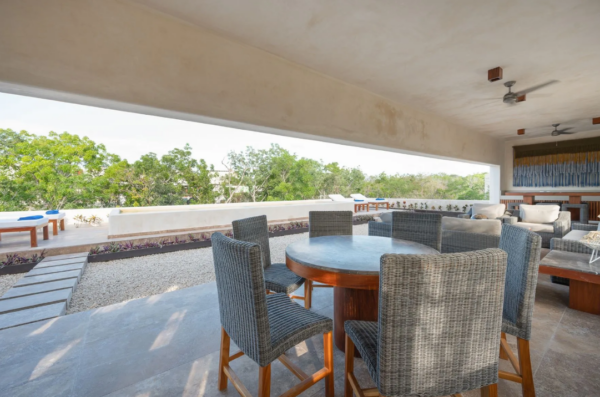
[471,214,488,220]
[520,204,560,224]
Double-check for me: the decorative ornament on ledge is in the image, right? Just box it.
[513,137,600,187]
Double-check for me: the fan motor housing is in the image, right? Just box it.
[488,67,503,82]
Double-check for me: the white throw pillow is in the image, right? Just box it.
[472,203,506,219]
[519,204,559,224]
[441,217,502,235]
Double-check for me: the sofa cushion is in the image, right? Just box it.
[472,203,506,219]
[563,230,589,241]
[441,216,501,235]
[379,212,393,224]
[514,222,554,233]
[520,204,559,224]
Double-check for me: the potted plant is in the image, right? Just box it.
[74,214,87,228]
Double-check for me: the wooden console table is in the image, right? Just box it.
[505,191,600,205]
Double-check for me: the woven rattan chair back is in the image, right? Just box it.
[232,215,272,269]
[499,224,542,340]
[391,211,442,251]
[378,249,508,396]
[309,211,353,238]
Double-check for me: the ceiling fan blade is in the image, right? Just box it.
[558,131,575,135]
[515,80,559,96]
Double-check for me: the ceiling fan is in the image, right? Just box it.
[550,123,574,136]
[501,80,558,105]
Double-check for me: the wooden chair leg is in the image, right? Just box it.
[517,338,535,397]
[304,280,313,309]
[30,228,38,248]
[258,364,271,397]
[344,334,355,397]
[43,225,49,240]
[324,331,334,397]
[481,383,498,397]
[51,220,58,236]
[218,328,230,390]
[499,332,508,360]
[60,219,65,231]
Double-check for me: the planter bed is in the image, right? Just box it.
[88,217,374,263]
[0,262,40,276]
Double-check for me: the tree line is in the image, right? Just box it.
[0,128,488,211]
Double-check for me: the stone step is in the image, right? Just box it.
[0,278,78,300]
[42,252,88,262]
[0,289,72,314]
[14,270,82,288]
[35,257,87,268]
[28,262,86,277]
[0,302,66,331]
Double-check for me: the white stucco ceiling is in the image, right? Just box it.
[132,0,600,140]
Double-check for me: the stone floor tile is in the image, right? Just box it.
[0,302,66,331]
[1,278,78,299]
[0,288,72,314]
[14,270,81,287]
[27,262,85,276]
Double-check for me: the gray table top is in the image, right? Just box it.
[285,235,439,276]
[540,250,600,276]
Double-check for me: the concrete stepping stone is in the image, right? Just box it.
[0,302,66,330]
[35,257,87,268]
[14,270,81,287]
[1,279,78,300]
[0,289,72,314]
[28,263,86,277]
[42,252,88,262]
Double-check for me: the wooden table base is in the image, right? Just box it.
[333,287,378,352]
[569,280,600,314]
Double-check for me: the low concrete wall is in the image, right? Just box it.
[107,199,354,238]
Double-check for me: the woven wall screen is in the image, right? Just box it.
[513,137,600,187]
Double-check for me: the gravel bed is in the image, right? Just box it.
[67,224,369,314]
[0,273,25,297]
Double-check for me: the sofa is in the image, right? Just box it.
[504,204,571,248]
[369,212,501,253]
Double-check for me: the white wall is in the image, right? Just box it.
[0,0,503,169]
[108,200,355,238]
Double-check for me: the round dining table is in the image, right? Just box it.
[285,235,439,352]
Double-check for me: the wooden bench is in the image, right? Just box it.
[46,213,66,236]
[0,219,50,247]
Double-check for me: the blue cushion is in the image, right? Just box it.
[18,215,44,221]
[46,210,59,215]
[376,198,384,200]
[354,199,364,202]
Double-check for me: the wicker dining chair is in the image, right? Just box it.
[368,211,442,251]
[304,211,354,306]
[232,215,307,307]
[497,225,542,397]
[212,233,334,397]
[344,249,508,397]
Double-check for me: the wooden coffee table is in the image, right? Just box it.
[539,250,600,314]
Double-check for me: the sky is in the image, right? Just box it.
[0,93,489,176]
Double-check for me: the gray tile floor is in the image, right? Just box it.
[0,274,598,397]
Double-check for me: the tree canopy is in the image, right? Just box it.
[0,129,488,211]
